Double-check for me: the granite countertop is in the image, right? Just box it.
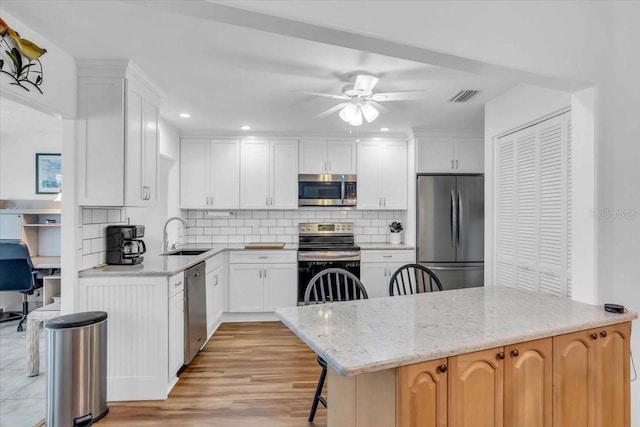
[78,243,298,277]
[276,286,637,376]
[358,243,415,250]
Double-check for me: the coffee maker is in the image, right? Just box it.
[106,225,146,265]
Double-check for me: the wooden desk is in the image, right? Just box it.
[31,256,61,269]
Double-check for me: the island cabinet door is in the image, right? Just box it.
[397,358,448,427]
[504,338,552,427]
[553,322,631,427]
[449,347,504,427]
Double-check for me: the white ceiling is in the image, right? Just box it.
[1,1,517,135]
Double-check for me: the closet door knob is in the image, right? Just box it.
[496,352,505,360]
[600,331,607,338]
[511,349,519,357]
[590,333,598,340]
[437,364,447,373]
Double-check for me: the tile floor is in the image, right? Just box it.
[0,319,47,427]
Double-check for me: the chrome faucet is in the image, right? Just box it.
[163,216,189,253]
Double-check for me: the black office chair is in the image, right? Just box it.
[388,263,444,296]
[303,268,369,422]
[0,241,40,332]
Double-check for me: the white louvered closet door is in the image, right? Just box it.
[566,118,573,298]
[495,112,571,297]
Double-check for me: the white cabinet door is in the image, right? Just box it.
[299,139,327,174]
[142,99,159,204]
[229,264,264,312]
[240,140,270,209]
[77,76,126,206]
[262,263,297,311]
[168,290,184,378]
[327,140,356,174]
[206,264,224,337]
[356,141,381,209]
[211,139,240,209]
[270,140,298,209]
[416,137,455,173]
[454,137,484,173]
[381,141,408,209]
[360,264,388,299]
[180,139,211,209]
[0,213,22,240]
[125,80,145,206]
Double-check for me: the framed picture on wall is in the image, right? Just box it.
[35,153,61,194]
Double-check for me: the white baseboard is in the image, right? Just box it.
[221,312,279,323]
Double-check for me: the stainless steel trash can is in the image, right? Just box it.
[45,311,108,427]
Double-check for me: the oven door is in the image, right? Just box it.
[297,251,361,303]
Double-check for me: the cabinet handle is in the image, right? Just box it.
[324,161,328,171]
[213,275,218,286]
[451,160,454,169]
[266,196,269,206]
[590,333,598,340]
[383,197,386,207]
[437,364,448,373]
[174,280,182,287]
[328,161,331,171]
[496,352,505,360]
[264,268,267,278]
[456,160,459,169]
[600,331,607,338]
[383,255,392,259]
[259,269,262,278]
[259,256,268,259]
[511,349,519,357]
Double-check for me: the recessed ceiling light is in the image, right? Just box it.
[380,127,390,132]
[241,125,251,130]
[179,113,191,118]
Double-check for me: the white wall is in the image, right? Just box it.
[0,118,62,200]
[0,10,77,119]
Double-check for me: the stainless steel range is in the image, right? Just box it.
[297,222,360,303]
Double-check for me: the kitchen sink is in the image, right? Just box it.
[163,249,209,256]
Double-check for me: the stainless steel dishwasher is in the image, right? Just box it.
[184,262,207,365]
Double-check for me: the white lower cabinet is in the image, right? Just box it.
[168,272,184,383]
[205,254,225,338]
[360,250,415,299]
[228,251,297,312]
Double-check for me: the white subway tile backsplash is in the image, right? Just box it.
[92,209,107,224]
[83,224,100,240]
[82,209,92,225]
[185,209,404,246]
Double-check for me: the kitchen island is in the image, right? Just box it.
[276,286,637,427]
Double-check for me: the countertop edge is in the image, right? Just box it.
[276,309,637,377]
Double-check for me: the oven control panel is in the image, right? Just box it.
[299,222,354,235]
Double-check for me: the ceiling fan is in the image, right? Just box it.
[309,73,427,126]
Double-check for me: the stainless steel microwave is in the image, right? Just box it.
[298,174,357,206]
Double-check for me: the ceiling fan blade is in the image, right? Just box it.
[368,100,391,112]
[371,90,428,102]
[299,91,350,100]
[314,103,349,119]
[353,74,379,93]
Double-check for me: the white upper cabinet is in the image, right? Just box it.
[240,139,298,209]
[126,77,160,206]
[299,139,356,174]
[417,136,484,173]
[357,140,407,210]
[77,60,163,207]
[180,139,240,209]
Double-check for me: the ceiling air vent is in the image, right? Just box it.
[449,90,479,103]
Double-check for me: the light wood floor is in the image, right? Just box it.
[96,322,327,426]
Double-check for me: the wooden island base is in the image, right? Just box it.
[327,322,631,427]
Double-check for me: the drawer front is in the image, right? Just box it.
[205,253,225,273]
[169,272,185,297]
[229,250,297,264]
[361,250,415,264]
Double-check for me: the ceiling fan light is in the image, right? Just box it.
[361,103,379,123]
[347,106,363,126]
[339,104,359,123]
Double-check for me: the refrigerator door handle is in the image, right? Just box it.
[457,190,463,246]
[451,190,457,248]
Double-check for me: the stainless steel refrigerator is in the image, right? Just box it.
[417,175,484,290]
